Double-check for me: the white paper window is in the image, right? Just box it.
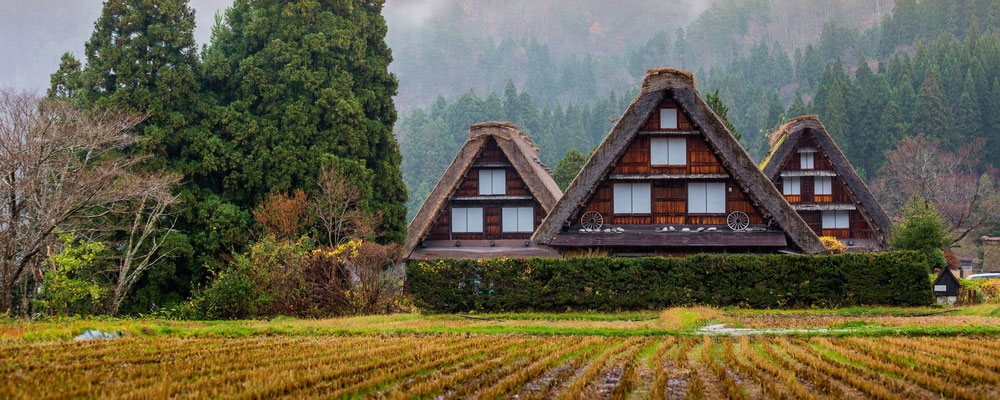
[651,137,686,165]
[815,177,832,195]
[822,211,850,229]
[502,207,534,232]
[783,177,801,195]
[659,108,678,129]
[478,169,506,195]
[613,183,651,214]
[801,152,815,169]
[688,182,726,214]
[452,207,483,233]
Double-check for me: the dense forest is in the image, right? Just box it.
[3,0,407,316]
[397,0,1000,227]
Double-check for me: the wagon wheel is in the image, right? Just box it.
[726,211,750,231]
[580,211,604,230]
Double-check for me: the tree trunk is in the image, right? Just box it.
[1,284,13,314]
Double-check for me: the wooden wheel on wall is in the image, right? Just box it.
[727,211,750,231]
[581,211,603,230]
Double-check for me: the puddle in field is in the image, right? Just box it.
[696,324,859,335]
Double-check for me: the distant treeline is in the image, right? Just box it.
[399,0,1000,217]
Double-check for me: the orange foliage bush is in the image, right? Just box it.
[254,190,308,241]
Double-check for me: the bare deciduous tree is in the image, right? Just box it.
[873,134,1000,245]
[108,174,180,315]
[0,90,178,313]
[310,166,381,247]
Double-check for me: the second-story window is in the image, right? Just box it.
[651,137,686,165]
[815,177,832,195]
[783,177,801,195]
[451,207,484,233]
[613,183,651,214]
[478,169,506,195]
[688,182,726,213]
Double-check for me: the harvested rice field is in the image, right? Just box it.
[4,334,1000,399]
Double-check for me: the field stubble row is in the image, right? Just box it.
[3,334,1000,399]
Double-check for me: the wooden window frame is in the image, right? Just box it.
[613,183,652,215]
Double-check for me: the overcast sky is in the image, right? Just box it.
[0,0,250,93]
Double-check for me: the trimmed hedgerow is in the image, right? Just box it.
[406,252,933,312]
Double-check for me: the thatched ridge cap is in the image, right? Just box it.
[470,121,518,131]
[642,67,696,91]
[645,67,694,78]
[769,115,825,147]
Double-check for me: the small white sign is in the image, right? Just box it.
[934,285,947,292]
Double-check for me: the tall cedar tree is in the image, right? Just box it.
[911,69,950,140]
[48,0,202,312]
[553,149,587,190]
[202,0,407,243]
[76,0,201,160]
[705,89,742,142]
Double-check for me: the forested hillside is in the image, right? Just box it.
[397,0,999,224]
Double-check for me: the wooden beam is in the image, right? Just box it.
[607,173,729,180]
[408,245,559,260]
[792,203,857,211]
[451,195,534,201]
[549,231,788,247]
[472,162,512,168]
[638,130,701,136]
[779,170,837,177]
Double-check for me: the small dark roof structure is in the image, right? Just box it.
[761,116,892,248]
[932,268,961,297]
[532,68,826,254]
[404,122,562,259]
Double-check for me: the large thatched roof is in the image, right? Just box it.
[761,116,892,248]
[404,122,562,258]
[532,68,826,254]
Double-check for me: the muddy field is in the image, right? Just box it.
[3,334,999,399]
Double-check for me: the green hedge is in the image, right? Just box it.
[406,252,933,312]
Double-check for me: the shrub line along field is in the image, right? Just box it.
[5,334,1000,399]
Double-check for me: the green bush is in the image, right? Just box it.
[406,252,933,312]
[890,198,950,270]
[197,268,255,319]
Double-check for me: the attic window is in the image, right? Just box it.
[822,210,849,229]
[478,169,506,195]
[815,177,832,195]
[452,207,484,233]
[650,137,686,165]
[613,183,651,214]
[659,108,678,129]
[800,152,815,169]
[783,177,801,195]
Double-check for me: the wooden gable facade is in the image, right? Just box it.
[533,69,826,255]
[423,137,546,242]
[571,97,767,228]
[761,116,891,251]
[405,122,562,261]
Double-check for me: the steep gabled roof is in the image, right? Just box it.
[404,122,562,256]
[761,116,892,247]
[532,68,826,254]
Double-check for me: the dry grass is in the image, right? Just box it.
[4,335,1000,399]
[658,306,721,330]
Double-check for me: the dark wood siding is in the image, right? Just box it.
[770,131,880,241]
[642,98,694,131]
[569,99,766,228]
[423,137,547,241]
